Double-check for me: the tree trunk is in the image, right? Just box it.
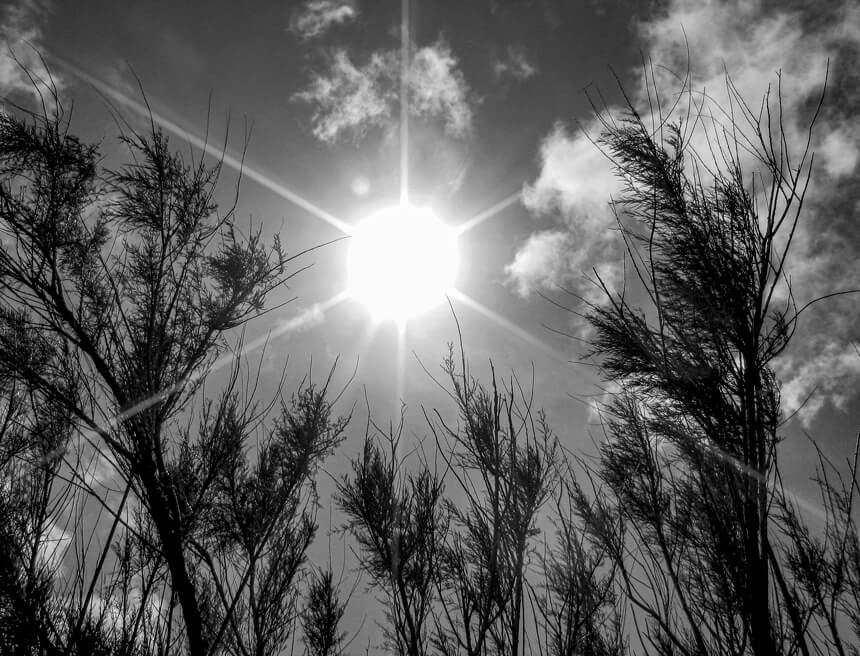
[140,459,208,656]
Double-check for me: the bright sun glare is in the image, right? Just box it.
[348,204,459,323]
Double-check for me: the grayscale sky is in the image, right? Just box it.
[2,0,859,646]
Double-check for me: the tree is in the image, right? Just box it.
[427,347,558,656]
[4,55,857,656]
[338,338,560,656]
[534,474,626,656]
[302,568,349,656]
[0,84,349,656]
[336,407,447,656]
[569,71,860,655]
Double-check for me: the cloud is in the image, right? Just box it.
[295,39,474,143]
[408,40,474,138]
[510,0,860,421]
[638,0,860,183]
[521,122,616,230]
[275,303,327,336]
[0,0,63,103]
[637,0,860,423]
[817,123,860,178]
[493,45,537,81]
[288,0,358,40]
[294,49,397,143]
[775,341,860,427]
[37,521,70,572]
[505,230,577,297]
[504,226,623,303]
[505,122,618,298]
[91,584,167,634]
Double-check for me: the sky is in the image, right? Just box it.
[1,0,859,643]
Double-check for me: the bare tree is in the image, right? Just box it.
[337,408,447,656]
[534,475,626,656]
[0,82,349,656]
[427,345,557,656]
[776,435,860,656]
[567,69,859,655]
[338,332,561,656]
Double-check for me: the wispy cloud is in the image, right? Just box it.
[510,0,860,421]
[493,45,537,81]
[775,341,860,427]
[0,0,63,103]
[295,39,474,143]
[37,521,70,573]
[640,0,860,424]
[288,0,358,40]
[505,121,618,300]
[408,40,474,138]
[639,0,860,183]
[505,230,577,297]
[294,48,396,143]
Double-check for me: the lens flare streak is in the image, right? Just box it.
[449,288,569,364]
[399,0,410,206]
[52,55,353,236]
[105,291,349,430]
[455,190,522,235]
[396,322,407,407]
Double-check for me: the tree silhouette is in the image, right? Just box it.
[427,347,557,656]
[2,56,858,656]
[0,83,348,656]
[302,568,349,656]
[336,404,448,656]
[338,339,561,656]
[569,72,860,655]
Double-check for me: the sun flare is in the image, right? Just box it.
[348,204,459,323]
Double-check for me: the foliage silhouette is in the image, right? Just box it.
[565,70,860,656]
[1,56,858,656]
[0,79,349,656]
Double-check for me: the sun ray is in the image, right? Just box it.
[447,298,834,527]
[455,190,522,235]
[399,0,410,205]
[395,321,407,407]
[354,320,380,362]
[449,288,570,363]
[51,54,353,235]
[703,442,832,527]
[110,291,349,429]
[74,292,349,487]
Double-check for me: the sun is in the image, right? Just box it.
[348,204,459,323]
